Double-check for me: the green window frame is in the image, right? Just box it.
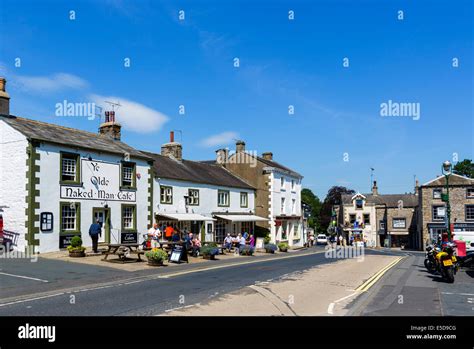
[240,192,248,208]
[121,161,136,189]
[121,204,137,232]
[160,186,173,204]
[188,189,200,206]
[60,152,81,185]
[59,202,81,235]
[218,190,230,207]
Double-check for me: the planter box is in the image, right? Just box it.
[69,251,86,258]
[147,259,164,267]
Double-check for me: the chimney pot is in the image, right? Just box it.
[262,152,273,161]
[0,77,11,115]
[170,131,175,143]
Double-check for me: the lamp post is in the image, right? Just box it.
[441,160,453,242]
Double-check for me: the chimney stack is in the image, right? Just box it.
[99,111,122,140]
[216,148,229,166]
[161,131,183,161]
[236,140,246,153]
[372,180,378,196]
[415,179,420,195]
[262,152,273,161]
[0,78,10,115]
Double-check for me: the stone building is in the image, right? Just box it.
[417,174,474,249]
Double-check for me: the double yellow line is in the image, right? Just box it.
[355,256,404,292]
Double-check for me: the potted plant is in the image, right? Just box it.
[239,245,254,256]
[67,236,86,257]
[263,235,271,245]
[264,243,278,254]
[278,242,289,252]
[145,248,168,266]
[201,245,219,260]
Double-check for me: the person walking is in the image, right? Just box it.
[89,219,102,253]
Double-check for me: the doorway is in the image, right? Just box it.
[92,207,111,244]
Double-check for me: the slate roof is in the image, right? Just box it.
[143,151,255,190]
[342,193,418,208]
[0,115,152,160]
[421,174,474,187]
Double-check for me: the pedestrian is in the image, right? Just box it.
[310,234,315,247]
[89,219,102,253]
[249,234,255,247]
[148,223,162,248]
[165,224,174,241]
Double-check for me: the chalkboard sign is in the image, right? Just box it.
[121,232,138,244]
[59,234,78,249]
[169,245,188,264]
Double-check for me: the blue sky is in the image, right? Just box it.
[0,0,472,198]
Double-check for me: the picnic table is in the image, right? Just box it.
[102,243,144,263]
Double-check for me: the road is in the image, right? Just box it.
[0,247,472,316]
[349,251,474,316]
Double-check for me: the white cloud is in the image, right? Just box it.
[90,94,169,133]
[200,131,239,148]
[15,73,88,94]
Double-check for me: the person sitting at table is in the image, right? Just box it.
[192,235,201,257]
[185,233,194,251]
[243,231,249,240]
[235,233,246,252]
[171,230,180,242]
[249,234,255,247]
[223,233,233,252]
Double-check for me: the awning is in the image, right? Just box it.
[214,214,268,222]
[156,213,216,221]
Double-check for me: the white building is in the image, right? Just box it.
[143,133,266,243]
[0,97,153,253]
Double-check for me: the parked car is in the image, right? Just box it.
[316,234,328,245]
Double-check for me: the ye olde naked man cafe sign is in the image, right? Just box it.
[61,160,136,202]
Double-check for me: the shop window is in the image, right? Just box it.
[122,204,136,231]
[60,202,80,233]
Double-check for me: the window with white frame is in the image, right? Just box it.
[160,186,173,204]
[291,180,296,191]
[218,190,230,207]
[188,189,200,206]
[355,199,363,209]
[122,206,135,230]
[433,189,442,199]
[281,198,286,214]
[280,177,285,190]
[240,192,248,208]
[61,153,79,183]
[292,199,296,214]
[432,205,445,221]
[61,204,77,231]
[121,162,135,188]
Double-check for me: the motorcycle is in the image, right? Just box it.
[424,245,438,273]
[434,242,458,283]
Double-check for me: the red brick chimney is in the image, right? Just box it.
[161,131,183,161]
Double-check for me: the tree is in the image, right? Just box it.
[320,186,355,231]
[301,188,322,232]
[453,159,474,178]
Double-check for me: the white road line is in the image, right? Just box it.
[442,292,474,296]
[0,272,48,283]
[0,293,65,307]
[328,292,359,315]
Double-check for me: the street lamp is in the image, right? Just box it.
[441,160,453,242]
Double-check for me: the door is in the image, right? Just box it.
[93,208,110,243]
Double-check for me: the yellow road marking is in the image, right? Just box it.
[355,256,404,292]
